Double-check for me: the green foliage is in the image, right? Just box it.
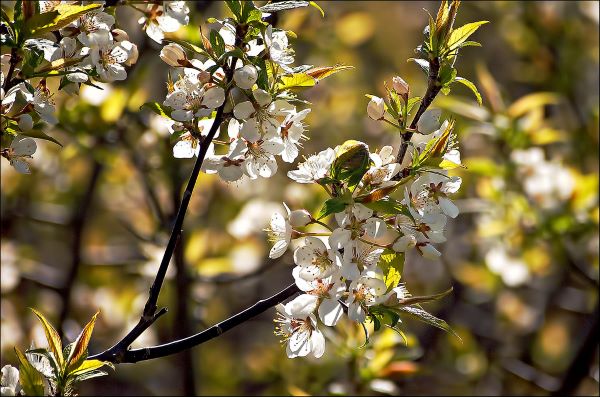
[14,310,112,396]
[23,4,102,39]
[379,250,404,290]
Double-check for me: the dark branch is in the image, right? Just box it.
[93,283,300,363]
[394,56,442,168]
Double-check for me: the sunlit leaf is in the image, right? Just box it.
[24,4,102,38]
[379,249,404,290]
[276,73,316,91]
[304,65,353,81]
[396,306,461,340]
[30,308,64,368]
[507,92,560,118]
[453,77,482,105]
[15,347,45,396]
[447,21,489,51]
[20,129,62,146]
[67,311,99,373]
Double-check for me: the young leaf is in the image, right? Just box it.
[276,73,316,91]
[15,348,45,397]
[209,29,225,57]
[20,129,62,147]
[67,311,99,372]
[362,197,407,216]
[69,359,113,377]
[24,3,103,38]
[304,65,353,81]
[379,249,404,290]
[446,21,489,52]
[397,287,453,305]
[141,102,173,119]
[453,77,482,105]
[317,197,349,219]
[30,309,64,368]
[396,306,461,340]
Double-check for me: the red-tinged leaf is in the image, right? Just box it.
[67,311,99,372]
[30,308,63,368]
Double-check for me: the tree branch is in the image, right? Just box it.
[90,36,241,362]
[91,283,300,363]
[394,57,442,168]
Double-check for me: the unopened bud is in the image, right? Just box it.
[17,114,33,131]
[233,65,258,90]
[122,41,138,67]
[111,28,129,42]
[160,43,188,67]
[416,108,442,135]
[392,76,409,96]
[367,96,385,120]
[289,209,312,227]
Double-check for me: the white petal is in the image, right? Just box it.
[318,298,343,326]
[287,294,319,318]
[439,197,459,218]
[309,328,326,358]
[233,101,255,120]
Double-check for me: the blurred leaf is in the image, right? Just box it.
[15,347,45,396]
[30,308,64,368]
[507,92,560,118]
[260,1,310,13]
[397,287,453,305]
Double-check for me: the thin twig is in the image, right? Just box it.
[96,283,300,363]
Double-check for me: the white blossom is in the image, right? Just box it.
[4,137,36,174]
[346,270,389,323]
[233,64,258,90]
[1,365,20,396]
[407,172,461,220]
[279,108,310,163]
[265,204,293,259]
[139,1,190,43]
[274,295,325,358]
[292,270,346,326]
[293,237,342,281]
[287,148,335,183]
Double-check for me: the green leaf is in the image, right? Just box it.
[15,347,45,396]
[379,249,404,290]
[225,0,242,20]
[439,64,457,86]
[331,140,371,188]
[30,308,64,368]
[260,1,310,13]
[66,311,99,373]
[317,197,349,220]
[209,29,225,57]
[24,3,103,38]
[406,96,422,115]
[362,197,408,216]
[447,21,488,52]
[21,129,63,146]
[141,102,173,119]
[276,73,316,91]
[396,287,453,306]
[69,369,108,383]
[453,77,482,105]
[396,306,461,340]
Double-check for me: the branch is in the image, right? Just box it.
[91,38,241,363]
[91,283,300,363]
[394,57,442,168]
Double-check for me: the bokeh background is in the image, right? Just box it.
[1,1,599,395]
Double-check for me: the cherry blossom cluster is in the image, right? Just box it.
[267,91,464,357]
[156,12,338,182]
[1,1,162,174]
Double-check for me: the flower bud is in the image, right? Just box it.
[416,108,442,134]
[17,114,33,131]
[111,28,130,42]
[288,209,312,227]
[160,43,188,67]
[233,65,258,90]
[392,76,409,95]
[367,96,385,120]
[122,41,139,67]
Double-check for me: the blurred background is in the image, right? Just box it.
[1,1,598,395]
